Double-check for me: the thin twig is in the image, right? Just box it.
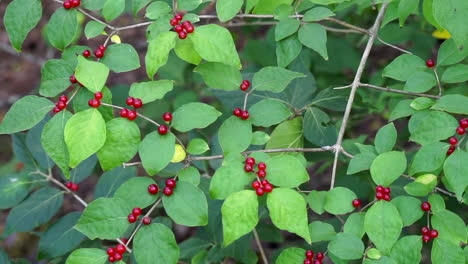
[253,228,269,264]
[126,198,163,247]
[376,36,413,54]
[100,103,162,127]
[359,200,376,212]
[358,83,441,99]
[433,68,443,96]
[330,3,390,190]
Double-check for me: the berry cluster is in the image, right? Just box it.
[421,226,438,243]
[352,198,362,208]
[53,95,68,113]
[239,80,250,91]
[127,207,151,225]
[157,112,172,135]
[88,92,103,108]
[246,158,274,196]
[106,244,126,262]
[447,118,467,155]
[63,0,80,9]
[303,250,324,264]
[170,14,195,39]
[119,97,143,121]
[82,45,106,59]
[163,179,176,196]
[375,185,391,201]
[65,182,79,191]
[233,108,249,120]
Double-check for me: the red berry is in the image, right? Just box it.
[114,253,122,261]
[127,110,137,121]
[261,179,269,186]
[59,95,68,102]
[257,170,266,178]
[246,157,256,165]
[304,259,312,264]
[163,112,173,122]
[158,125,168,135]
[240,83,249,91]
[175,14,183,21]
[313,260,322,264]
[376,185,384,192]
[422,234,431,243]
[233,108,242,117]
[456,126,465,135]
[178,31,187,39]
[88,99,100,108]
[65,182,73,189]
[133,98,143,108]
[241,111,250,120]
[352,199,361,208]
[99,45,106,51]
[70,183,79,191]
[128,214,137,223]
[126,97,134,106]
[256,187,265,196]
[108,256,115,263]
[305,250,314,259]
[447,145,455,155]
[449,137,458,145]
[175,25,183,33]
[82,49,91,57]
[383,194,391,201]
[70,0,80,7]
[257,162,266,170]
[166,179,177,188]
[142,216,152,225]
[460,119,468,129]
[120,238,128,244]
[421,226,430,235]
[185,25,195,33]
[243,80,251,87]
[182,20,191,26]
[119,108,129,118]
[94,92,103,100]
[426,59,435,68]
[252,181,261,189]
[429,229,439,238]
[148,184,159,194]
[316,252,324,260]
[170,18,179,26]
[421,202,431,212]
[69,75,77,83]
[53,107,61,113]
[132,207,142,217]
[106,247,115,256]
[63,1,72,9]
[94,49,104,58]
[263,184,273,193]
[56,101,67,110]
[116,244,126,254]
[163,187,173,196]
[244,164,253,172]
[383,187,391,194]
[376,191,384,200]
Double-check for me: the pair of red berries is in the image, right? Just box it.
[163,179,176,196]
[447,119,467,155]
[352,199,362,208]
[233,108,250,120]
[106,244,126,262]
[251,179,273,196]
[126,97,143,109]
[304,250,324,264]
[65,182,79,191]
[421,226,439,242]
[127,207,151,225]
[375,185,391,201]
[170,14,195,39]
[63,0,80,9]
[53,95,69,113]
[240,80,251,91]
[82,45,106,58]
[119,97,143,121]
[88,92,103,108]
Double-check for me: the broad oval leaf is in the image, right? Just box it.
[139,131,175,175]
[145,31,177,79]
[39,59,74,97]
[4,0,42,51]
[382,54,426,81]
[324,187,357,215]
[431,209,467,244]
[391,196,424,226]
[65,248,107,264]
[42,111,72,178]
[253,66,305,93]
[374,123,397,154]
[47,8,79,50]
[344,212,366,238]
[249,99,292,127]
[0,173,30,209]
[298,23,328,60]
[409,142,449,176]
[431,238,465,264]
[134,224,179,264]
[94,166,136,199]
[409,110,458,145]
[433,0,468,46]
[432,94,468,115]
[328,232,365,260]
[209,162,252,200]
[194,62,242,91]
[265,155,309,188]
[114,177,158,209]
[75,56,110,93]
[129,80,174,104]
[100,43,141,73]
[276,247,306,264]
[389,236,422,264]
[443,149,468,199]
[172,102,222,132]
[309,221,336,243]
[218,116,253,154]
[370,151,407,187]
[216,0,243,22]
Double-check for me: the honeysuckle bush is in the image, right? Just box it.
[0,0,467,263]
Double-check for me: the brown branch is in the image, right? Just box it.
[358,83,441,99]
[253,228,268,264]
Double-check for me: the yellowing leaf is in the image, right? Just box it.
[171,144,186,163]
[432,29,451,39]
[111,34,121,44]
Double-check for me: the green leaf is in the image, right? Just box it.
[298,23,328,60]
[389,236,422,264]
[409,142,448,176]
[328,232,365,260]
[65,248,107,264]
[75,197,131,240]
[276,34,302,68]
[423,0,443,30]
[428,194,445,213]
[251,131,270,145]
[253,66,305,93]
[178,166,200,186]
[209,163,251,199]
[134,224,179,264]
[139,131,175,175]
[75,56,110,93]
[437,38,468,66]
[398,0,419,26]
[84,21,105,39]
[4,0,42,51]
[266,117,303,155]
[391,196,424,226]
[81,0,106,10]
[0,95,54,135]
[303,7,335,21]
[252,0,293,14]
[275,18,300,41]
[222,190,258,246]
[441,64,468,83]
[431,238,465,264]
[190,24,241,69]
[303,107,337,147]
[265,155,309,188]
[64,109,106,168]
[5,187,63,234]
[433,0,468,46]
[409,110,458,145]
[432,94,468,114]
[410,97,435,111]
[370,151,407,186]
[0,174,30,209]
[404,174,438,196]
[389,99,416,121]
[382,54,426,81]
[443,150,468,199]
[39,59,74,97]
[194,63,241,91]
[174,38,202,65]
[100,44,140,73]
[249,99,292,127]
[71,86,113,121]
[218,116,253,154]
[276,248,306,264]
[47,8,78,50]
[347,152,377,174]
[216,0,243,22]
[145,31,177,79]
[42,111,72,178]
[267,188,311,243]
[324,187,357,215]
[374,123,397,154]
[309,221,336,243]
[404,72,436,93]
[344,212,366,238]
[178,0,204,11]
[163,181,208,227]
[187,138,210,154]
[114,177,158,209]
[38,212,85,259]
[432,210,467,244]
[306,190,327,215]
[367,248,381,260]
[172,102,222,132]
[364,201,403,254]
[94,166,136,199]
[129,80,173,104]
[145,1,172,19]
[102,0,125,21]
